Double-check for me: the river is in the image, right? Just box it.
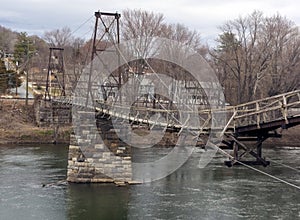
[0,144,299,220]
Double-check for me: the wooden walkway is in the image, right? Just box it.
[226,90,300,135]
[59,89,300,133]
[54,89,300,166]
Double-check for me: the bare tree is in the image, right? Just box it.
[65,37,86,92]
[0,25,17,55]
[122,9,206,58]
[121,9,165,58]
[43,26,89,94]
[262,14,300,96]
[161,23,203,52]
[43,26,73,48]
[211,11,300,105]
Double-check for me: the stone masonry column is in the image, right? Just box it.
[67,110,132,184]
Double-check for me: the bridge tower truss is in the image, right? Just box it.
[44,47,66,100]
[86,11,121,105]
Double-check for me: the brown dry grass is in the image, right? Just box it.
[0,99,71,145]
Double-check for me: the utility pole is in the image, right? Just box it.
[15,61,18,96]
[25,42,29,106]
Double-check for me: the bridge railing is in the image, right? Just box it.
[225,90,300,128]
[94,100,213,131]
[52,89,300,133]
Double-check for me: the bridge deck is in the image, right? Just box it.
[236,114,300,135]
[56,89,300,137]
[54,89,300,167]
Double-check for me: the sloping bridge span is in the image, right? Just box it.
[221,89,300,166]
[227,89,300,135]
[58,89,300,134]
[55,89,300,166]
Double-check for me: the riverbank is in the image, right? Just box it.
[0,99,71,145]
[264,126,300,147]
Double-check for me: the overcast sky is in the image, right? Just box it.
[1,0,299,45]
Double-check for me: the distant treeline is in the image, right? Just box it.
[0,9,299,104]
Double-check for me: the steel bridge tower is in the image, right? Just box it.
[86,11,121,105]
[44,47,65,100]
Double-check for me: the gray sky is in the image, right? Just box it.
[1,0,299,45]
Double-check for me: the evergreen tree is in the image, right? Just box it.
[7,69,22,89]
[14,32,35,65]
[0,60,8,93]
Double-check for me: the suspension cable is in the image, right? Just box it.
[83,13,300,191]
[236,160,300,190]
[71,15,94,36]
[268,158,300,173]
[213,146,300,191]
[105,33,205,136]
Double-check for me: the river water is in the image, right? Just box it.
[0,144,299,220]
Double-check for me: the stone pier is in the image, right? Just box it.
[67,111,133,184]
[34,97,72,127]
